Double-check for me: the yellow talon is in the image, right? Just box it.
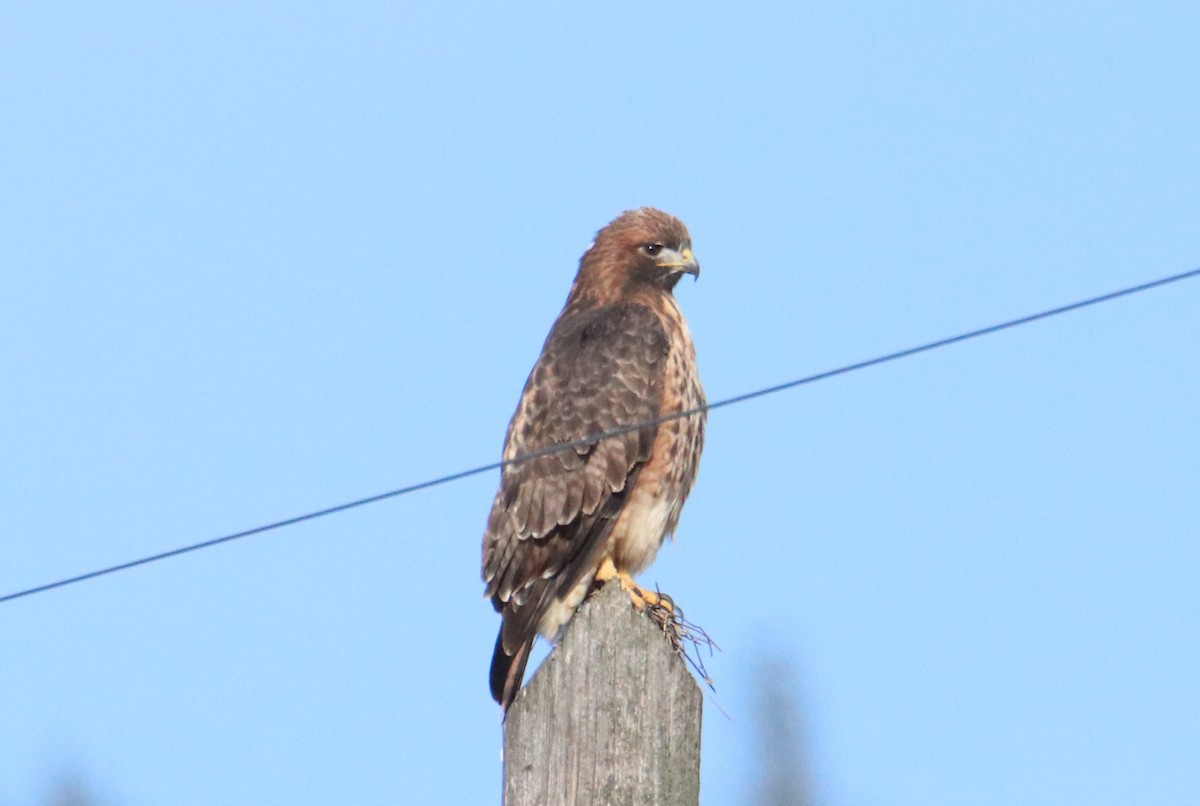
[595,558,674,613]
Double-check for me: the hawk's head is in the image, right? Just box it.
[570,208,699,305]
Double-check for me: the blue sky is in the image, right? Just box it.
[3,2,1198,804]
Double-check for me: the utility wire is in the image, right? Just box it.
[2,266,1197,606]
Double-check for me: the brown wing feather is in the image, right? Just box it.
[482,302,668,707]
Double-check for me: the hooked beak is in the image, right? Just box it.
[657,246,700,279]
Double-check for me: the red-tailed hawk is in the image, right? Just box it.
[482,208,706,710]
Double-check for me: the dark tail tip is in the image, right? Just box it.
[490,630,532,711]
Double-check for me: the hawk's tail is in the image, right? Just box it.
[490,630,532,711]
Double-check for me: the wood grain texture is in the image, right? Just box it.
[503,582,702,806]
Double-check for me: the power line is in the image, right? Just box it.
[2,265,1197,606]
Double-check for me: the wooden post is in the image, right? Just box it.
[502,581,702,806]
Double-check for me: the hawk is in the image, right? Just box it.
[481,208,706,710]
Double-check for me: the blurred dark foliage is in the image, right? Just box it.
[752,654,814,806]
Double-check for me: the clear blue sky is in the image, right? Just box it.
[3,3,1198,804]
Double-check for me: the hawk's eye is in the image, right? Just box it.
[642,243,664,256]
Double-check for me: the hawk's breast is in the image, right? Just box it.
[609,293,705,574]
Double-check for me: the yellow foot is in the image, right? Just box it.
[595,557,674,613]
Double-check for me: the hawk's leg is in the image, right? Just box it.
[595,557,674,613]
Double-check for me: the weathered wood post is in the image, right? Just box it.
[502,582,703,805]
